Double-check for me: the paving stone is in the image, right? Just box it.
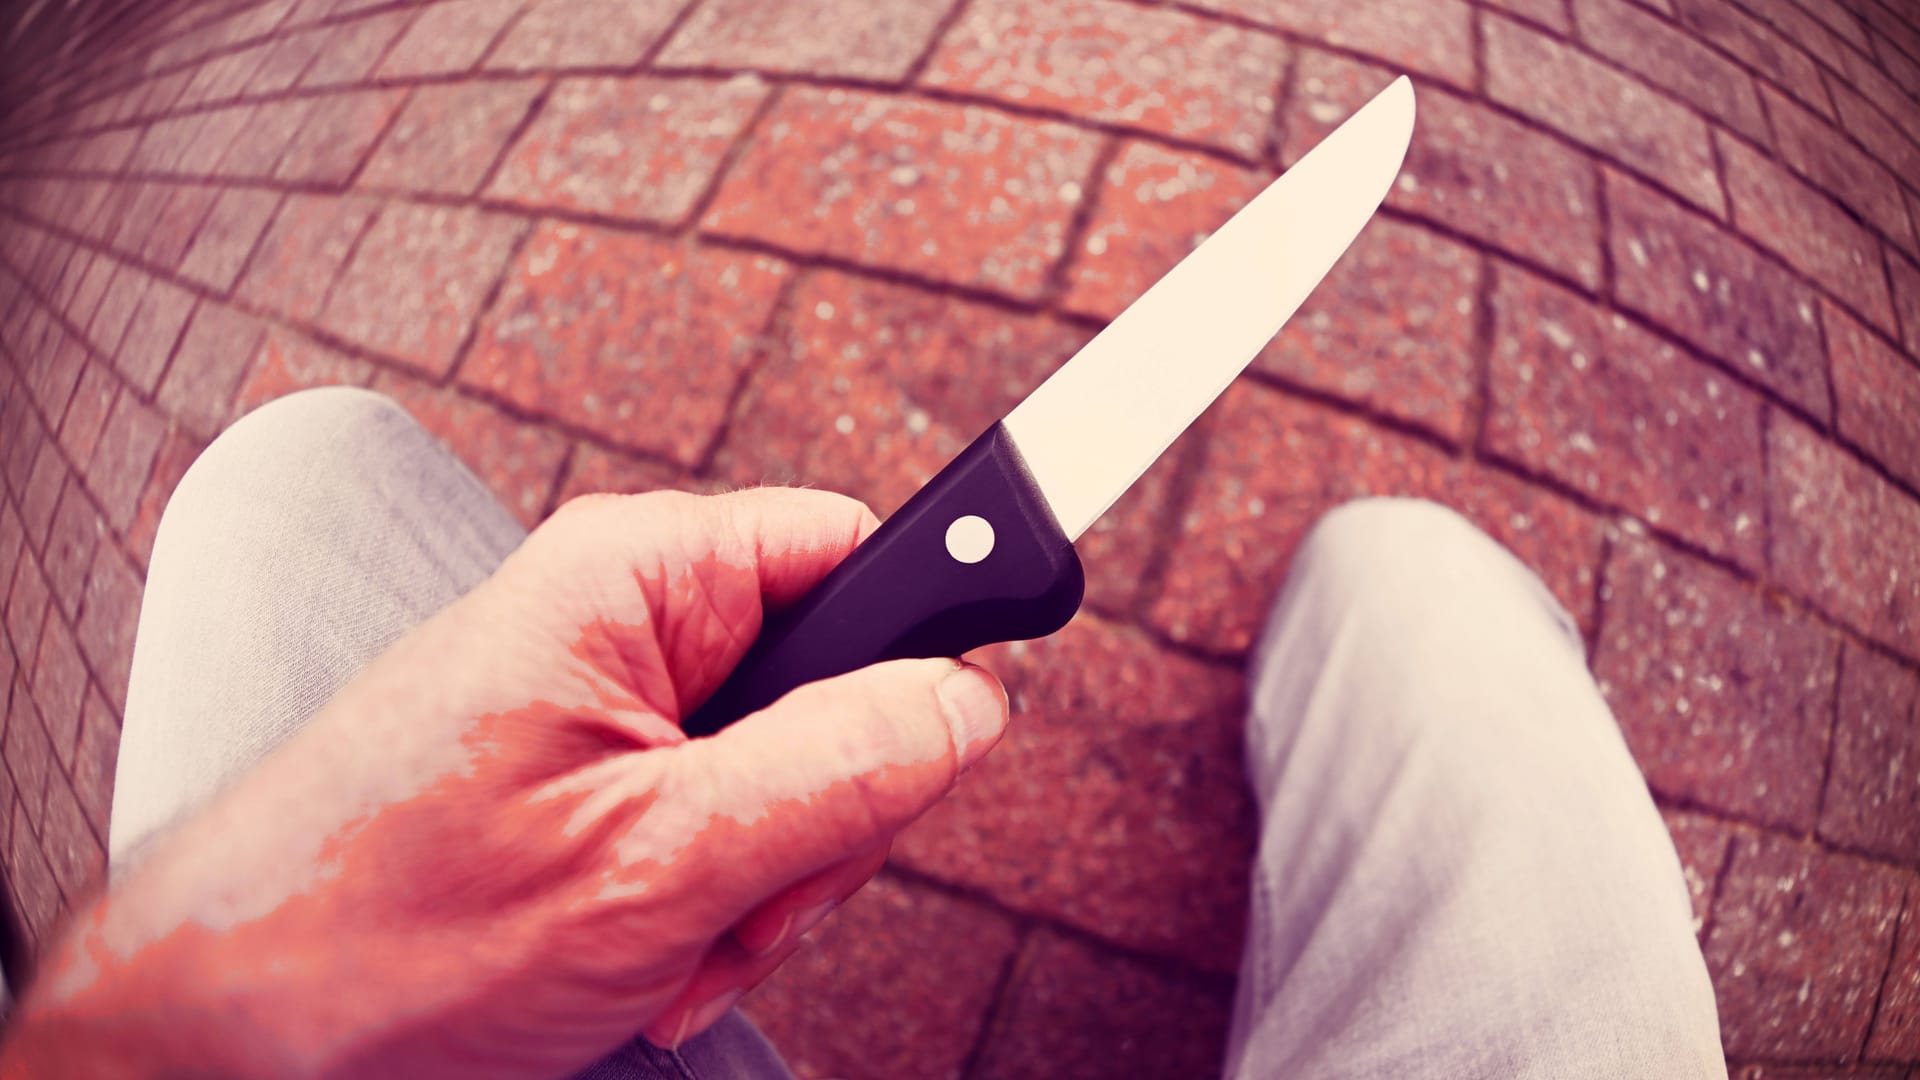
[1768,412,1920,659]
[969,927,1235,1080]
[702,88,1101,300]
[1061,141,1269,322]
[1486,13,1723,216]
[1572,0,1768,143]
[318,202,526,376]
[76,543,144,715]
[18,449,67,555]
[235,193,378,321]
[38,771,104,907]
[70,686,118,837]
[127,429,208,571]
[360,79,545,197]
[176,43,271,108]
[231,325,374,420]
[2,406,48,504]
[485,0,685,70]
[64,258,117,339]
[1486,263,1767,569]
[1607,168,1830,419]
[7,799,63,948]
[84,264,148,358]
[1819,642,1920,865]
[486,74,767,225]
[273,88,407,185]
[742,873,1019,1080]
[1892,246,1920,359]
[42,484,105,623]
[552,445,692,504]
[213,99,315,179]
[127,114,208,175]
[1703,832,1906,1060]
[1485,0,1572,31]
[1595,534,1836,829]
[1826,299,1920,491]
[922,0,1288,158]
[466,224,788,466]
[1671,0,1834,117]
[177,187,281,292]
[5,549,51,674]
[1765,84,1916,250]
[895,612,1252,971]
[70,128,140,174]
[1148,381,1604,653]
[1828,79,1920,207]
[1660,809,1736,937]
[297,8,415,88]
[1185,0,1474,88]
[31,335,86,443]
[377,0,524,77]
[179,104,266,178]
[242,28,331,95]
[30,613,86,768]
[113,276,194,395]
[660,0,952,80]
[156,302,266,439]
[1869,881,1920,1060]
[1720,126,1896,328]
[1,676,52,825]
[371,374,570,527]
[85,391,167,534]
[1281,50,1604,291]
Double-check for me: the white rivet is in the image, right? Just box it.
[945,515,994,564]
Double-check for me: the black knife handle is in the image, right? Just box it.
[682,422,1084,737]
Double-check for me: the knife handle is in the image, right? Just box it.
[682,422,1084,737]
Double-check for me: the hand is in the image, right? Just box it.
[3,488,1009,1079]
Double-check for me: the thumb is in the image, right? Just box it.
[665,658,1007,916]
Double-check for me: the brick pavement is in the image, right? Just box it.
[1,0,1918,1075]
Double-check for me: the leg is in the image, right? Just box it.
[1223,498,1725,1079]
[113,387,790,1080]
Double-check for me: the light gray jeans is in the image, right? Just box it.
[115,387,1726,1078]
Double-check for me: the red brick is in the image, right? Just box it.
[1596,534,1837,828]
[70,128,139,174]
[85,392,168,534]
[1703,832,1905,1059]
[1720,128,1896,328]
[7,798,64,947]
[1820,642,1920,866]
[1776,0,1874,51]
[38,772,104,906]
[1148,381,1605,653]
[297,9,415,88]
[1661,809,1735,937]
[1487,13,1723,216]
[1872,31,1920,97]
[484,0,684,70]
[70,686,118,837]
[1765,84,1916,250]
[702,89,1100,300]
[322,202,525,375]
[177,187,281,293]
[1893,246,1920,359]
[64,258,117,339]
[1486,0,1572,31]
[371,374,569,526]
[1606,168,1830,419]
[1062,141,1265,312]
[126,114,208,175]
[969,928,1235,1080]
[2,677,53,824]
[1282,51,1604,290]
[895,612,1251,970]
[1768,412,1920,658]
[1187,0,1474,87]
[113,276,194,394]
[244,28,331,94]
[1829,79,1920,204]
[127,429,207,570]
[19,448,68,554]
[487,74,767,226]
[179,103,268,177]
[76,543,144,715]
[42,485,104,623]
[1739,0,1856,73]
[1486,263,1767,568]
[1827,300,1920,489]
[377,0,522,77]
[176,45,271,109]
[742,873,1018,1080]
[1572,0,1769,142]
[1671,0,1835,117]
[155,303,266,439]
[660,0,949,79]
[359,79,544,197]
[1869,882,1920,1059]
[2,405,48,503]
[465,223,787,465]
[553,444,692,504]
[923,0,1287,158]
[213,99,315,179]
[30,334,86,438]
[273,89,407,185]
[231,325,374,420]
[235,193,379,321]
[84,264,147,358]
[29,613,86,767]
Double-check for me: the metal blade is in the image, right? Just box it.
[1003,76,1416,541]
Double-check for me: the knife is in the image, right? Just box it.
[684,76,1416,737]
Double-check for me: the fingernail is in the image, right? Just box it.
[672,990,743,1049]
[937,662,1007,772]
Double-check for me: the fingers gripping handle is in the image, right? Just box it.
[683,423,1085,737]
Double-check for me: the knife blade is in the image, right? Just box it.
[683,76,1416,736]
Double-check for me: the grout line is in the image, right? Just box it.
[1856,873,1910,1062]
[464,75,556,209]
[690,265,804,478]
[954,918,1028,1080]
[1810,637,1848,845]
[634,0,707,74]
[1036,134,1120,309]
[899,0,973,87]
[538,442,579,520]
[676,79,786,235]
